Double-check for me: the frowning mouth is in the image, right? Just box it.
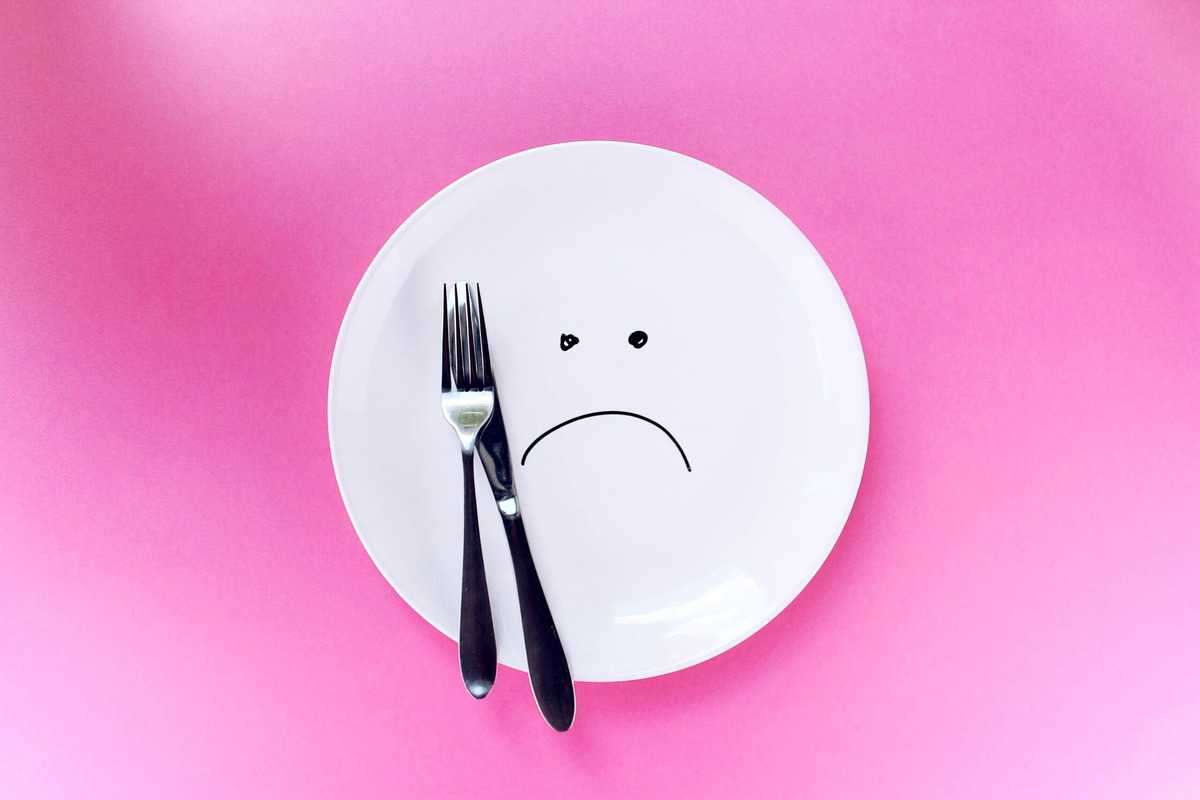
[519,410,692,472]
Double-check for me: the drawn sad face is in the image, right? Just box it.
[518,327,692,473]
[485,261,792,517]
[487,266,772,509]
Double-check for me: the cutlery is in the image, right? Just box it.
[440,283,497,699]
[472,286,576,732]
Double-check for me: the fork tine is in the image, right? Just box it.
[445,283,460,391]
[472,284,492,387]
[441,284,453,391]
[450,283,460,389]
[455,282,475,389]
[452,283,467,389]
[467,284,488,389]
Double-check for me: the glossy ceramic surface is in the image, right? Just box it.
[328,141,869,681]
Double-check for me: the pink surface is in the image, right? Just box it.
[3,2,1199,797]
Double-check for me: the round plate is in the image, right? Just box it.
[328,142,868,681]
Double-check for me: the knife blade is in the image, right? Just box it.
[478,392,576,731]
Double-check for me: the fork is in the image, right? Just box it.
[441,282,497,699]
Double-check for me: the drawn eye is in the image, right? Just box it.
[560,333,580,351]
[627,330,648,349]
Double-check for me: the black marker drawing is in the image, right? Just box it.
[521,410,691,472]
[560,333,579,351]
[627,330,648,348]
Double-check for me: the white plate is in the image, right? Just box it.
[328,142,868,681]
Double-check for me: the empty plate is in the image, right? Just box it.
[328,141,868,681]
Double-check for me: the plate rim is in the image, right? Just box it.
[328,140,870,682]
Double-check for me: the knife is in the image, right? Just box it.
[477,391,576,732]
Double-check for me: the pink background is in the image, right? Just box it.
[4,3,1199,797]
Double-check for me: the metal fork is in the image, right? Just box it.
[441,282,497,699]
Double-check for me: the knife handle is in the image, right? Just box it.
[459,451,496,699]
[502,514,575,731]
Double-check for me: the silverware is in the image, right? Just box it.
[473,287,576,732]
[441,282,497,699]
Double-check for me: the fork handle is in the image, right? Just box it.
[502,513,575,731]
[459,450,496,699]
